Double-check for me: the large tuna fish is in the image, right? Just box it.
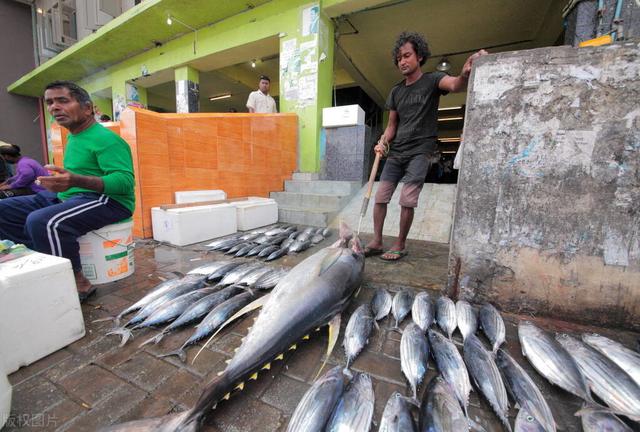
[555,333,640,421]
[463,334,511,431]
[518,322,593,403]
[343,304,374,369]
[371,288,392,321]
[379,392,416,432]
[514,409,545,432]
[325,372,374,432]
[497,349,556,432]
[582,333,640,387]
[287,366,345,432]
[419,375,469,432]
[456,300,477,341]
[435,296,457,339]
[392,289,414,329]
[580,409,633,432]
[428,329,471,416]
[479,303,505,353]
[412,291,434,332]
[401,323,430,402]
[102,223,364,432]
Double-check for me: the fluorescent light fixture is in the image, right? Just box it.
[438,106,462,111]
[438,116,464,122]
[438,137,462,142]
[209,94,232,101]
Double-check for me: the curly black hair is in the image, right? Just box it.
[392,32,431,67]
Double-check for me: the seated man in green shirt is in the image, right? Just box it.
[0,81,135,302]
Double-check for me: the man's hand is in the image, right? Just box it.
[37,165,75,193]
[374,135,389,157]
[461,49,488,79]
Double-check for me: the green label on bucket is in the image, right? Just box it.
[105,251,128,261]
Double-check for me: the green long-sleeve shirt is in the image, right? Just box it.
[58,122,135,212]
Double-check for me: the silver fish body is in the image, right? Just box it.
[226,242,249,255]
[463,334,510,431]
[582,333,640,387]
[343,304,374,369]
[258,245,280,258]
[435,296,457,339]
[206,261,244,282]
[287,366,344,432]
[479,303,505,353]
[514,409,545,432]
[235,243,258,257]
[412,291,434,332]
[379,392,416,432]
[311,234,324,244]
[400,323,430,401]
[455,300,477,341]
[187,261,232,276]
[518,322,592,402]
[496,349,556,432]
[288,239,312,253]
[326,372,374,432]
[246,243,271,257]
[133,287,218,329]
[265,247,289,262]
[580,409,633,432]
[253,268,287,290]
[555,333,640,421]
[392,290,414,328]
[218,262,262,286]
[206,234,242,249]
[322,227,331,237]
[419,375,469,432]
[428,329,471,416]
[371,288,392,321]
[237,266,272,286]
[280,237,295,251]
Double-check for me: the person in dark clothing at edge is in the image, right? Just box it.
[0,81,135,302]
[364,32,487,261]
[0,144,49,199]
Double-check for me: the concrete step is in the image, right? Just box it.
[292,172,319,181]
[270,191,351,211]
[277,206,337,227]
[284,180,362,195]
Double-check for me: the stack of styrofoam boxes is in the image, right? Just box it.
[174,189,226,204]
[233,197,278,231]
[0,252,85,375]
[151,204,237,246]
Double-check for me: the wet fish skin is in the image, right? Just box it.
[518,321,593,403]
[463,334,511,431]
[280,237,295,251]
[237,266,272,286]
[322,227,331,237]
[479,303,506,353]
[206,234,242,249]
[218,262,262,286]
[412,292,434,332]
[514,409,545,432]
[265,247,289,262]
[287,366,345,432]
[326,372,374,432]
[311,234,324,244]
[435,296,457,339]
[582,333,640,387]
[225,242,249,255]
[400,323,430,402]
[234,243,258,257]
[246,243,271,257]
[456,300,477,341]
[419,375,469,432]
[428,329,472,417]
[132,287,218,330]
[496,349,556,432]
[392,290,414,328]
[371,288,392,321]
[206,261,244,282]
[288,239,311,254]
[580,409,633,432]
[343,304,374,369]
[555,333,640,421]
[253,268,287,290]
[379,392,416,432]
[187,261,232,276]
[257,245,279,258]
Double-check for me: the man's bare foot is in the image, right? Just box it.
[74,271,97,302]
[364,241,384,257]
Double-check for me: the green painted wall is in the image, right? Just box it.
[92,96,113,119]
[175,65,200,83]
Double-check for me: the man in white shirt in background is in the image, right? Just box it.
[246,75,278,113]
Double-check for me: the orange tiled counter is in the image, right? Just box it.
[51,108,298,238]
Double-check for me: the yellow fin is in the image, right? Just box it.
[250,372,258,381]
[314,313,341,381]
[223,393,231,400]
[235,382,245,391]
[302,334,310,340]
[262,363,271,370]
[289,344,297,351]
[275,353,284,360]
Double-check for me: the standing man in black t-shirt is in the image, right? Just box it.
[365,32,487,261]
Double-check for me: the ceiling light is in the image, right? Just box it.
[436,57,451,72]
[438,106,462,111]
[209,94,232,101]
[438,116,464,122]
[36,7,43,14]
[251,59,256,68]
[166,15,172,25]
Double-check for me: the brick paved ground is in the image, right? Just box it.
[4,230,639,431]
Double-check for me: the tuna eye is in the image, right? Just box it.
[526,415,534,422]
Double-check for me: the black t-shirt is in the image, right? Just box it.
[386,72,447,156]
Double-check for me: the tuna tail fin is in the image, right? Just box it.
[139,331,166,348]
[314,313,341,381]
[574,403,632,419]
[106,327,134,347]
[159,348,187,363]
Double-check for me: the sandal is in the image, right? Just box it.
[78,285,98,303]
[380,249,408,261]
[364,246,384,257]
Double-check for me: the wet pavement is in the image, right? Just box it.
[4,230,639,431]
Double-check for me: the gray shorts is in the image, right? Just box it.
[375,153,432,208]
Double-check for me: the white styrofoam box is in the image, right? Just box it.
[322,105,365,128]
[0,252,85,374]
[232,199,278,231]
[152,204,237,246]
[175,190,226,204]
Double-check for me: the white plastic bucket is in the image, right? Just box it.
[78,220,135,284]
